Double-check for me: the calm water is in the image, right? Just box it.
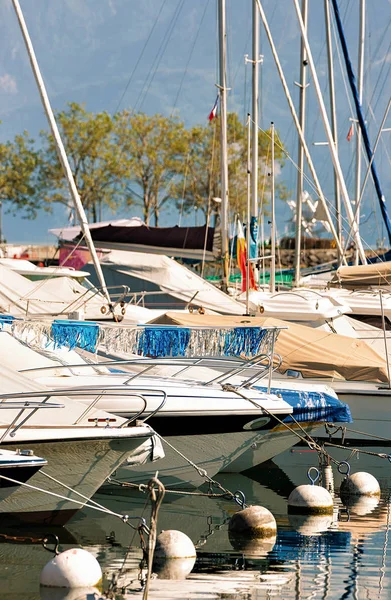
[3,446,391,599]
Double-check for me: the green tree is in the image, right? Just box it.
[174,112,287,222]
[114,112,189,226]
[0,131,42,219]
[39,102,130,222]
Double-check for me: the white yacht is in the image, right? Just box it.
[1,331,297,489]
[0,262,130,322]
[0,449,47,502]
[0,361,157,525]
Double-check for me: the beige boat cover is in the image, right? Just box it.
[149,312,388,383]
[330,262,391,287]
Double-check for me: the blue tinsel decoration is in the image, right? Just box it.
[223,327,267,357]
[0,314,16,329]
[137,326,191,357]
[51,320,100,352]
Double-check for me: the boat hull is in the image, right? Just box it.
[219,421,322,473]
[306,383,391,443]
[111,419,305,489]
[0,433,152,525]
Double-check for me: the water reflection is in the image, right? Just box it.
[0,458,390,599]
[40,588,101,600]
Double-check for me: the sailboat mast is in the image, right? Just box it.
[292,0,367,264]
[256,0,347,263]
[354,0,365,265]
[293,0,308,287]
[246,114,251,314]
[251,0,260,221]
[218,0,229,290]
[324,0,342,264]
[12,0,112,308]
[330,0,391,249]
[270,122,276,293]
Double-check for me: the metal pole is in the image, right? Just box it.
[251,0,261,287]
[379,290,391,389]
[359,98,391,215]
[0,201,3,245]
[267,328,276,394]
[354,0,365,265]
[255,0,347,263]
[324,0,342,264]
[246,114,251,314]
[270,122,276,293]
[218,0,229,290]
[251,0,260,219]
[294,0,308,287]
[292,0,367,265]
[343,98,391,253]
[11,0,112,308]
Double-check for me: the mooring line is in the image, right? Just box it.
[0,474,145,529]
[224,384,391,467]
[147,430,247,508]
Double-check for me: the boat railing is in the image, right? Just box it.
[0,397,65,443]
[289,288,328,298]
[125,288,226,310]
[57,284,131,316]
[19,348,283,393]
[24,284,131,318]
[269,290,324,301]
[0,386,159,432]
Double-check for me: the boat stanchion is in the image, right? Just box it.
[339,461,381,498]
[287,466,334,515]
[40,534,102,589]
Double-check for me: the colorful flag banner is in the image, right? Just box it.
[237,220,257,292]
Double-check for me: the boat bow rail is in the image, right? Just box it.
[56,283,132,318]
[0,386,157,430]
[20,351,284,393]
[24,283,132,319]
[0,398,65,443]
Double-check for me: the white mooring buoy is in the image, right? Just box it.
[229,532,277,556]
[338,461,381,498]
[228,505,277,539]
[40,586,102,600]
[153,556,196,580]
[153,530,197,580]
[40,536,102,590]
[288,467,334,515]
[342,494,380,516]
[288,513,333,536]
[340,473,381,497]
[154,530,196,559]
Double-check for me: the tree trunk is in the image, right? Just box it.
[143,188,150,225]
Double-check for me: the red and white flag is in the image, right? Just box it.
[346,123,355,142]
[208,95,219,121]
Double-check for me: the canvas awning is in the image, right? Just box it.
[148,312,389,383]
[50,219,217,261]
[330,262,391,287]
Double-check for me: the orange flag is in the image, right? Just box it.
[237,221,256,292]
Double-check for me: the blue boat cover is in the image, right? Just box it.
[255,384,352,424]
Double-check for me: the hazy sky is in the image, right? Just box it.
[0,0,390,248]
